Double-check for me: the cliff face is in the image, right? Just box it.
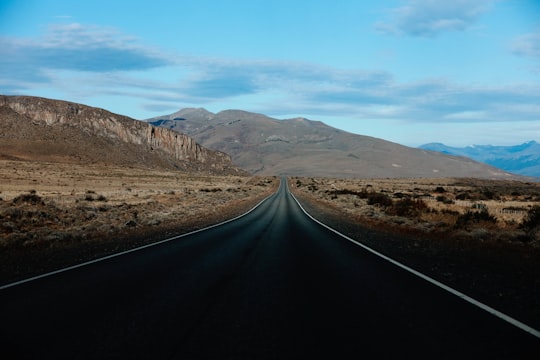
[0,95,241,174]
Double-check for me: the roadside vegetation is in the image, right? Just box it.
[0,160,278,283]
[292,177,540,245]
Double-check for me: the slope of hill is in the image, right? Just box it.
[148,109,518,179]
[0,96,243,175]
[419,142,540,178]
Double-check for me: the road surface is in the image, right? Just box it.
[1,178,538,359]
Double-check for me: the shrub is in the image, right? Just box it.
[387,198,427,217]
[520,205,540,231]
[436,195,454,204]
[12,193,44,205]
[199,188,222,192]
[455,209,497,228]
[325,189,368,198]
[367,192,393,207]
[481,189,498,200]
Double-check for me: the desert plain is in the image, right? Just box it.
[0,159,277,283]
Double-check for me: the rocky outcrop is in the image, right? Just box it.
[0,95,242,174]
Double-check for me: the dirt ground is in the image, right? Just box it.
[0,160,278,283]
[289,176,540,330]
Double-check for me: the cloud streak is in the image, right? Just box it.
[2,21,539,129]
[511,32,540,59]
[375,0,494,37]
[0,23,171,89]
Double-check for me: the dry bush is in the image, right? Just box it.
[454,209,497,229]
[367,192,393,207]
[387,198,428,217]
[12,193,44,206]
[521,205,540,231]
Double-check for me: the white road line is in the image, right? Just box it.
[0,191,276,291]
[288,186,540,339]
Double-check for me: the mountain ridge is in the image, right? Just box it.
[148,108,521,179]
[0,96,243,175]
[419,141,540,178]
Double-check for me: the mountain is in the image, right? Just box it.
[148,109,519,179]
[419,142,540,178]
[0,96,243,175]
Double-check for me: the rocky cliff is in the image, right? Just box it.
[0,95,243,174]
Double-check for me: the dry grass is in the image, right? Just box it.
[0,160,278,282]
[291,177,540,245]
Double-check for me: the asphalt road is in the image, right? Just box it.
[1,178,538,359]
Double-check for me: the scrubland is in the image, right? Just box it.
[291,177,540,244]
[0,160,277,283]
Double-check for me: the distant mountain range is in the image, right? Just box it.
[0,96,243,175]
[148,108,519,179]
[419,142,540,178]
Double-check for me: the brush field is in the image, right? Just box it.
[292,177,540,243]
[0,160,277,283]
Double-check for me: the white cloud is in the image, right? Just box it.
[444,110,489,121]
[375,0,494,37]
[2,21,540,131]
[0,23,171,80]
[511,32,540,59]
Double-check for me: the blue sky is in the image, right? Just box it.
[1,0,539,146]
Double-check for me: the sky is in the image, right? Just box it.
[1,0,540,147]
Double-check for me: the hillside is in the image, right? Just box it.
[0,96,243,175]
[148,109,519,179]
[420,141,540,178]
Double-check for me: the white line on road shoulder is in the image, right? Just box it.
[288,185,540,339]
